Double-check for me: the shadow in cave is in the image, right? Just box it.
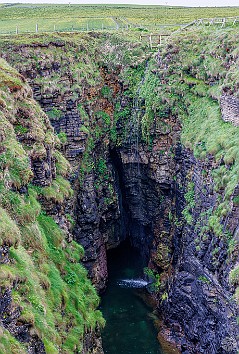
[109,146,155,262]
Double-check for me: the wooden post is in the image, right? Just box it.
[209,18,214,26]
[72,24,74,31]
[16,26,18,34]
[36,23,38,33]
[233,17,238,26]
[149,34,152,49]
[160,35,162,45]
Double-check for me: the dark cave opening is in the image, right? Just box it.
[109,146,156,262]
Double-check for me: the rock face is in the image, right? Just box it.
[220,94,239,127]
[0,57,104,354]
[1,33,238,354]
[111,137,239,354]
[82,328,104,354]
[161,147,239,354]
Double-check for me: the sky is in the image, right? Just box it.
[1,0,239,7]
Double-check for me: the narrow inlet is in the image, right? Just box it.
[100,241,165,354]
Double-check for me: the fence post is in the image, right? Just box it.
[149,34,152,49]
[36,23,38,33]
[16,26,18,34]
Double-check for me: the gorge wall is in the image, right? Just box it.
[0,57,104,354]
[0,29,239,353]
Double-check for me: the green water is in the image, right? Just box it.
[100,242,165,354]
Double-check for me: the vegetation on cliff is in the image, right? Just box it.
[2,28,238,299]
[0,58,104,354]
[136,28,239,303]
[0,25,238,352]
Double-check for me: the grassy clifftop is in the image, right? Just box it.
[1,3,239,34]
[0,58,104,354]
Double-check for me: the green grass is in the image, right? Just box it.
[182,182,195,225]
[38,176,74,204]
[229,264,239,303]
[0,206,21,247]
[0,17,117,35]
[0,328,27,354]
[0,3,239,35]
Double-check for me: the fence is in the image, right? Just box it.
[195,16,239,27]
[0,17,130,36]
[0,15,238,36]
[139,16,239,49]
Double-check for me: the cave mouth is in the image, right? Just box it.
[108,146,155,261]
[100,240,165,354]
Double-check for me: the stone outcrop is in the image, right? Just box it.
[83,328,104,354]
[220,94,239,127]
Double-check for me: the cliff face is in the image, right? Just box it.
[1,29,239,354]
[162,148,239,354]
[0,58,104,354]
[1,33,149,291]
[145,32,239,353]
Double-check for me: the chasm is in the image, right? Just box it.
[1,32,238,354]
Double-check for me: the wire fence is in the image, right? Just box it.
[0,16,238,36]
[0,17,131,35]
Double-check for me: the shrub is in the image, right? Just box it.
[47,108,62,121]
[0,207,20,246]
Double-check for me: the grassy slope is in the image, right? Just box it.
[0,3,239,33]
[0,58,104,354]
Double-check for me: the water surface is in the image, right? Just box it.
[100,241,165,354]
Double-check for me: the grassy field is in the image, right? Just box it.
[0,17,117,34]
[0,3,239,34]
